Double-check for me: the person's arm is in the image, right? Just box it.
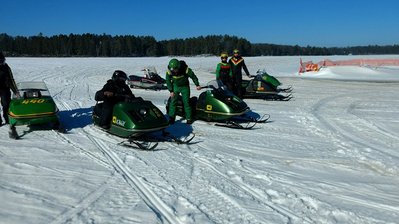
[215,63,221,80]
[242,60,250,77]
[165,71,173,92]
[187,68,201,90]
[7,65,19,96]
[95,82,113,101]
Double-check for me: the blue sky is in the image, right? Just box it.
[1,0,398,47]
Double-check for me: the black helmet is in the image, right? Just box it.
[112,70,128,81]
[112,70,128,85]
[0,51,5,64]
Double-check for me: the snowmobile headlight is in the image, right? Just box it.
[139,108,148,116]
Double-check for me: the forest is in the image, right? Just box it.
[1,33,398,57]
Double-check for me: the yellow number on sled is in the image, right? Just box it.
[21,99,45,104]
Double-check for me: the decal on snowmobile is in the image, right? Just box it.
[206,105,212,110]
[22,99,46,104]
[112,116,126,127]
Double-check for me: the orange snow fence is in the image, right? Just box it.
[299,58,399,73]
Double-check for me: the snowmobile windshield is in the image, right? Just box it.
[256,69,269,77]
[143,66,158,78]
[206,80,232,93]
[16,81,51,98]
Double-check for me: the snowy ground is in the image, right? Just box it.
[1,55,399,224]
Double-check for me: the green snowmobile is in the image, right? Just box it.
[166,80,269,129]
[92,97,169,138]
[92,97,193,149]
[241,69,293,101]
[8,82,64,139]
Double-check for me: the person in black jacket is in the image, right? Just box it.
[0,51,20,125]
[95,70,134,129]
[228,49,251,98]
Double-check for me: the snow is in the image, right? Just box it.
[1,55,399,224]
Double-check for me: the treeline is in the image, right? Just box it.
[1,33,398,57]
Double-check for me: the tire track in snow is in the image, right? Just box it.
[83,126,266,223]
[54,131,112,170]
[50,179,111,224]
[347,100,399,142]
[86,135,184,224]
[310,93,399,172]
[155,143,266,224]
[187,147,313,224]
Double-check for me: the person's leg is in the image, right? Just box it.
[0,93,4,124]
[168,91,179,124]
[99,101,114,128]
[1,91,11,124]
[180,86,192,121]
[236,75,243,98]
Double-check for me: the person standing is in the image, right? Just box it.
[215,52,234,92]
[229,49,251,98]
[0,51,20,125]
[166,58,201,124]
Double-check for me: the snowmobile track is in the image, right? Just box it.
[86,135,184,224]
[310,93,399,166]
[189,150,314,224]
[49,179,111,224]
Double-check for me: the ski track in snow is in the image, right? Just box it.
[309,91,399,174]
[86,133,185,224]
[2,57,399,224]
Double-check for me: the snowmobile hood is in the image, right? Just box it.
[96,98,169,138]
[8,96,59,118]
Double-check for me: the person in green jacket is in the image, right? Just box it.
[215,52,233,92]
[166,58,201,124]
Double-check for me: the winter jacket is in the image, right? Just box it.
[216,62,233,84]
[229,56,250,81]
[0,63,18,94]
[95,79,134,103]
[166,61,199,92]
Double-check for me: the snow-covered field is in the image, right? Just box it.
[1,55,399,224]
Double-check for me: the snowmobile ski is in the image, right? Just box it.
[141,132,196,145]
[214,120,257,129]
[278,86,293,93]
[235,113,270,123]
[118,139,159,151]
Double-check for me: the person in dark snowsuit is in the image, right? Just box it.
[95,70,134,129]
[228,49,251,98]
[166,58,201,124]
[0,51,20,125]
[215,52,234,92]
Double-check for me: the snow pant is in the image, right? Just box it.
[168,85,192,120]
[234,75,243,98]
[0,89,11,124]
[99,101,115,127]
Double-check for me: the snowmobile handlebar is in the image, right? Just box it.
[200,85,217,90]
[113,93,137,102]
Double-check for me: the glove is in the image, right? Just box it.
[104,91,114,97]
